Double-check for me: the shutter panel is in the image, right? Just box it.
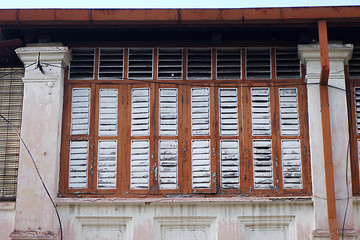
[279,88,300,136]
[253,140,273,189]
[220,140,240,189]
[216,48,241,79]
[128,48,153,79]
[130,140,150,189]
[158,48,182,79]
[187,49,212,79]
[281,140,302,189]
[349,47,360,78]
[97,140,117,189]
[69,141,88,189]
[99,48,123,79]
[275,47,301,79]
[246,48,271,79]
[71,88,90,135]
[159,88,178,136]
[131,88,150,136]
[192,140,211,189]
[191,88,210,136]
[99,89,118,136]
[251,88,271,135]
[69,48,95,79]
[158,140,178,189]
[219,88,238,136]
[355,87,360,134]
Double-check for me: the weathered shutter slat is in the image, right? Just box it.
[71,88,90,135]
[99,48,123,79]
[99,89,118,136]
[253,139,273,189]
[246,48,271,79]
[349,47,360,78]
[191,88,210,136]
[159,140,178,189]
[128,48,153,79]
[131,140,150,189]
[216,48,241,79]
[281,139,302,189]
[251,88,271,135]
[132,88,150,136]
[219,88,238,136]
[97,140,117,189]
[220,140,240,189]
[275,48,301,79]
[279,88,300,136]
[158,48,182,79]
[159,88,178,136]
[69,48,95,79]
[187,49,212,79]
[192,140,211,189]
[69,141,88,189]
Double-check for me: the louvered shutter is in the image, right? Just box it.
[191,88,210,135]
[69,48,95,79]
[253,140,273,189]
[251,88,271,135]
[130,140,150,189]
[219,88,239,136]
[71,88,90,135]
[159,88,178,136]
[275,48,301,79]
[281,140,302,189]
[99,48,123,79]
[349,47,360,78]
[158,140,178,189]
[187,49,212,79]
[216,48,241,79]
[128,48,153,79]
[220,140,240,189]
[99,89,118,136]
[246,48,271,79]
[355,88,360,134]
[279,88,300,136]
[69,141,88,189]
[131,88,150,136]
[97,141,117,189]
[158,49,182,79]
[192,140,211,189]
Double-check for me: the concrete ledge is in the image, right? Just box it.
[0,202,15,211]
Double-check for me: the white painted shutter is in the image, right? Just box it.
[131,88,150,136]
[69,141,88,189]
[220,140,240,189]
[219,88,238,136]
[281,139,302,189]
[355,88,360,134]
[99,89,118,136]
[158,48,182,79]
[99,48,124,79]
[251,88,271,135]
[192,140,211,189]
[191,88,210,136]
[279,88,300,136]
[275,47,301,79]
[97,140,117,189]
[69,48,95,79]
[216,48,241,79]
[71,88,90,135]
[253,140,273,189]
[158,140,178,189]
[246,48,271,79]
[187,48,212,79]
[128,48,153,79]
[130,140,150,189]
[159,88,178,136]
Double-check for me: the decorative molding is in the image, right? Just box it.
[298,43,353,64]
[313,229,358,240]
[10,230,54,240]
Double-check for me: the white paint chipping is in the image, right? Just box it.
[97,140,117,189]
[71,88,90,135]
[69,141,88,189]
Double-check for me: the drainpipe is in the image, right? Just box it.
[318,20,339,240]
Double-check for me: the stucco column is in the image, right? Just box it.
[298,43,356,239]
[10,44,71,240]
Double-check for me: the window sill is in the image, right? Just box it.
[0,202,15,211]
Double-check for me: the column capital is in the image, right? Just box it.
[298,43,353,64]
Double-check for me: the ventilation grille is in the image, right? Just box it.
[220,140,240,189]
[69,141,88,189]
[349,47,360,78]
[130,140,149,189]
[71,88,90,135]
[246,48,271,79]
[191,88,210,136]
[217,48,241,79]
[131,88,150,136]
[159,88,178,136]
[219,88,238,136]
[97,141,117,189]
[192,140,211,189]
[158,49,182,79]
[253,140,273,189]
[128,48,153,79]
[281,140,302,189]
[158,140,178,189]
[279,88,300,136]
[251,88,271,135]
[99,89,118,136]
[99,48,123,79]
[187,49,212,79]
[355,88,360,135]
[69,48,95,79]
[276,48,300,79]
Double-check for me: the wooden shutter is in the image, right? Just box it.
[349,47,360,78]
[69,141,89,189]
[275,48,301,79]
[97,140,117,189]
[279,88,300,136]
[158,140,178,189]
[253,139,273,189]
[220,140,240,189]
[219,88,239,136]
[281,140,302,189]
[191,139,211,189]
[187,49,212,79]
[191,88,210,135]
[158,49,182,79]
[131,88,150,136]
[251,88,271,135]
[128,48,153,79]
[99,48,124,79]
[159,88,178,136]
[99,89,118,136]
[130,140,150,189]
[69,48,95,79]
[246,48,271,79]
[216,48,241,79]
[71,88,91,135]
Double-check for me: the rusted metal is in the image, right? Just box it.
[318,20,339,240]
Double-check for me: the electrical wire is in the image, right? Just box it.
[0,114,63,240]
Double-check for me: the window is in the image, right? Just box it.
[0,68,24,200]
[59,47,311,197]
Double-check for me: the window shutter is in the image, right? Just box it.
[128,48,153,79]
[187,49,212,79]
[355,88,360,134]
[220,140,240,189]
[131,88,150,136]
[130,140,150,189]
[69,48,95,79]
[159,88,178,136]
[158,49,182,79]
[219,88,238,136]
[192,140,211,189]
[99,89,118,136]
[251,88,271,135]
[279,88,300,136]
[349,47,360,78]
[158,140,178,189]
[216,48,241,79]
[69,141,88,189]
[275,48,301,79]
[253,140,273,189]
[246,48,271,79]
[71,88,91,135]
[281,140,302,189]
[191,88,210,135]
[99,48,124,79]
[97,140,117,189]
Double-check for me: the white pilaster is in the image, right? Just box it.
[11,44,71,240]
[298,43,355,239]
